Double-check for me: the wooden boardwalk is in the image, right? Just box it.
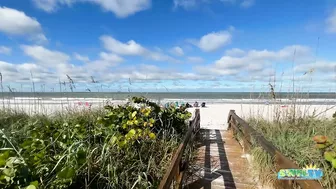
[183,129,258,189]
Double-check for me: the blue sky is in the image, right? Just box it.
[0,0,336,92]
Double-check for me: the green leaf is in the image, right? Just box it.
[3,168,15,177]
[77,150,86,165]
[332,159,336,169]
[111,136,118,144]
[128,129,136,136]
[57,167,75,179]
[314,144,326,149]
[0,151,10,161]
[132,111,137,118]
[149,118,155,124]
[30,180,39,187]
[324,151,335,162]
[26,185,36,189]
[0,159,5,167]
[149,133,156,140]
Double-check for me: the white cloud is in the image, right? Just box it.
[326,8,336,33]
[225,48,245,57]
[0,46,11,55]
[215,45,310,69]
[88,0,151,18]
[32,0,151,18]
[189,29,233,52]
[294,61,336,74]
[195,45,312,77]
[32,0,74,12]
[21,45,70,67]
[173,0,201,10]
[0,61,56,83]
[187,56,204,63]
[0,7,47,42]
[100,35,179,63]
[89,52,124,70]
[174,0,254,10]
[74,53,90,62]
[100,35,147,56]
[240,0,254,8]
[170,46,184,56]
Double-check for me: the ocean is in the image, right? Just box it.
[0,92,335,100]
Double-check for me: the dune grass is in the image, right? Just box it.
[246,113,336,189]
[0,96,193,189]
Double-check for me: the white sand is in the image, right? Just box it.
[188,103,336,130]
[1,98,335,131]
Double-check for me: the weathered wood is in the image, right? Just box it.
[227,110,323,189]
[159,109,200,189]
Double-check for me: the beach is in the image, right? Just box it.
[1,96,335,131]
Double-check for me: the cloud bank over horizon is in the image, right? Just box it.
[0,1,336,92]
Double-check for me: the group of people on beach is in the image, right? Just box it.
[163,101,206,109]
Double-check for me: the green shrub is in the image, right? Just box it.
[0,96,192,189]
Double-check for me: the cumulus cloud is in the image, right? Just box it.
[173,0,205,10]
[21,45,70,67]
[32,0,73,12]
[101,64,217,82]
[326,8,336,33]
[88,52,124,71]
[32,0,151,18]
[174,0,254,10]
[0,46,11,55]
[0,61,56,83]
[0,7,47,42]
[240,0,254,8]
[189,29,233,52]
[169,46,184,56]
[74,53,90,63]
[294,61,336,74]
[187,56,204,63]
[225,48,245,57]
[100,35,147,55]
[195,45,312,77]
[100,35,179,63]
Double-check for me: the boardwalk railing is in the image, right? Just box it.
[227,110,323,189]
[159,109,200,189]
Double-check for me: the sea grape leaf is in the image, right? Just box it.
[314,144,327,149]
[324,151,335,162]
[30,180,39,187]
[132,111,137,118]
[313,135,328,144]
[149,133,156,140]
[57,167,75,179]
[26,185,36,189]
[332,159,336,169]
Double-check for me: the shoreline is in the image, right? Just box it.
[1,97,336,105]
[1,98,335,126]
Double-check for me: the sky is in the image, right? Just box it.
[1,0,336,92]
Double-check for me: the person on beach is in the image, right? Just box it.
[194,101,199,107]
